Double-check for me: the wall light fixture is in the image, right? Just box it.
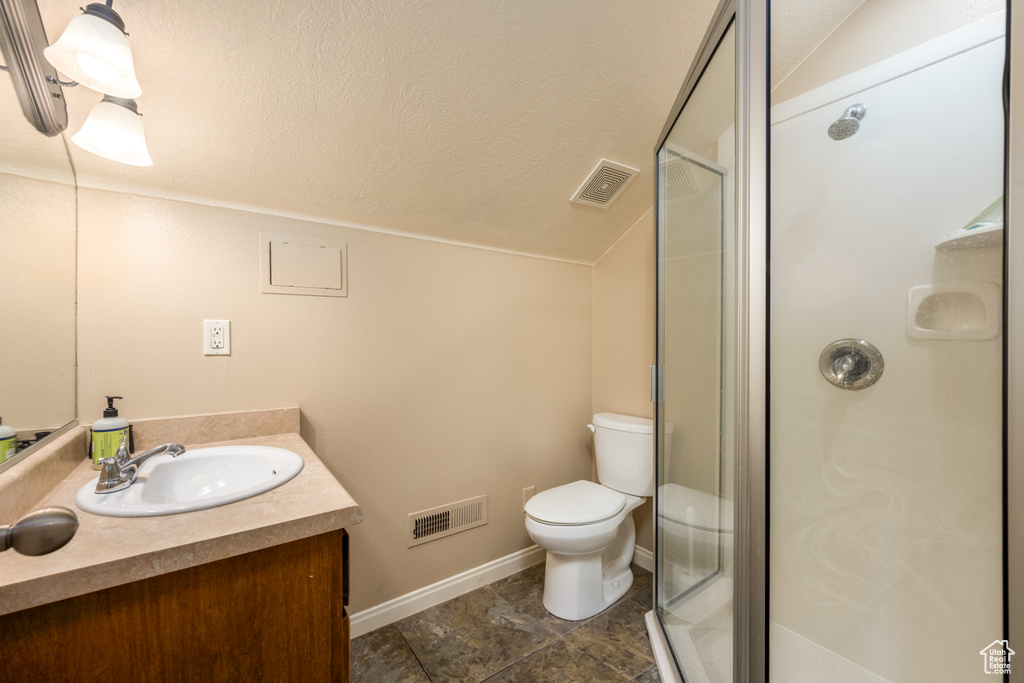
[71,94,151,166]
[43,1,140,98]
[0,0,151,165]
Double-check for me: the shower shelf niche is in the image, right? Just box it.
[906,282,1001,341]
[935,220,1003,250]
[936,197,1004,250]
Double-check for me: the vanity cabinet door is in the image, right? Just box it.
[2,529,350,682]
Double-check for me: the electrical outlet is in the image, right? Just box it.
[210,325,225,349]
[522,486,535,507]
[204,319,231,356]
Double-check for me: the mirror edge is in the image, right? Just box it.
[0,419,79,475]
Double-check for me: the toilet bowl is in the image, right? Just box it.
[524,413,654,621]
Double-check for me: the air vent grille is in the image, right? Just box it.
[570,159,639,209]
[408,495,488,547]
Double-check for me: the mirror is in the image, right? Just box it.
[0,21,78,472]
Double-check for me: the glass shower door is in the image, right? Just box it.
[767,6,1006,682]
[655,20,736,683]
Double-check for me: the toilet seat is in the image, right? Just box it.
[524,480,625,525]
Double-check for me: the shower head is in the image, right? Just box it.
[828,103,866,140]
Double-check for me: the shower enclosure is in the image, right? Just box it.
[648,1,1020,681]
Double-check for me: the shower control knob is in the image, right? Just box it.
[819,339,884,390]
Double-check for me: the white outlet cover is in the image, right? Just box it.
[204,319,231,356]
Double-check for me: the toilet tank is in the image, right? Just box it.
[591,413,654,497]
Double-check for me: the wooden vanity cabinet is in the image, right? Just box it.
[1,529,350,682]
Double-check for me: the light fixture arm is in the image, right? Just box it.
[47,73,77,86]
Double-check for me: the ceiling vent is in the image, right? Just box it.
[660,155,700,201]
[570,159,639,209]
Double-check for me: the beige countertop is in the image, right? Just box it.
[0,430,362,616]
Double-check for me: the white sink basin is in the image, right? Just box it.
[75,445,304,517]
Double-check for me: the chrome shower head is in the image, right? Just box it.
[828,103,866,140]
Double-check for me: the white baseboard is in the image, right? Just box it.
[633,545,653,572]
[350,542,656,638]
[349,544,546,638]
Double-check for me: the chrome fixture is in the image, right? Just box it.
[1,506,78,555]
[819,338,884,390]
[0,0,152,163]
[0,0,68,134]
[96,432,185,493]
[828,103,866,140]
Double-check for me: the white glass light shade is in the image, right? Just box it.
[72,98,152,166]
[44,12,141,98]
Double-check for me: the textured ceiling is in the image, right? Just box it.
[16,0,719,263]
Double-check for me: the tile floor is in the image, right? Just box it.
[351,563,660,683]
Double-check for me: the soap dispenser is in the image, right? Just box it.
[91,396,129,469]
[0,418,15,463]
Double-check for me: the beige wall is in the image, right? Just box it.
[75,187,594,612]
[0,173,76,433]
[592,209,655,550]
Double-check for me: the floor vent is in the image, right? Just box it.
[408,495,488,547]
[570,158,639,208]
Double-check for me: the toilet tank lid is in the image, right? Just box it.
[525,480,625,525]
[593,413,654,434]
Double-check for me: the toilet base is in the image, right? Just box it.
[540,513,637,621]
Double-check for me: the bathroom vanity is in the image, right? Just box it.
[0,408,361,682]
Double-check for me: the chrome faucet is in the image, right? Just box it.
[96,432,185,494]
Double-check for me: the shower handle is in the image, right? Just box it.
[819,339,884,390]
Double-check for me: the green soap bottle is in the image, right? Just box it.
[0,418,15,464]
[92,396,129,469]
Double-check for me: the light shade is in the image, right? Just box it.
[71,96,152,166]
[43,3,141,98]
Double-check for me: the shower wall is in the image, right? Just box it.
[772,0,1005,102]
[769,25,1004,683]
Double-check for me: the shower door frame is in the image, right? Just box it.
[652,0,768,680]
[732,2,768,681]
[1007,5,1023,683]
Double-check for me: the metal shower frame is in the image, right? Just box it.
[652,0,767,680]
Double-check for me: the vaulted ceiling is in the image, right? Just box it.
[5,1,898,262]
[7,0,710,263]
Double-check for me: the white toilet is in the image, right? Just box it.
[523,412,654,621]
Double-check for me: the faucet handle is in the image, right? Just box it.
[114,430,131,465]
[832,354,856,384]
